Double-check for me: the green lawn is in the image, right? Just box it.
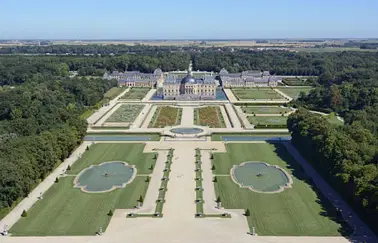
[104,87,127,100]
[10,143,156,236]
[121,87,150,100]
[247,116,288,126]
[241,106,291,114]
[232,88,283,100]
[212,143,347,236]
[105,104,144,123]
[277,87,313,99]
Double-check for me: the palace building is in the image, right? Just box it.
[103,68,164,87]
[219,68,280,87]
[103,64,278,99]
[161,62,217,100]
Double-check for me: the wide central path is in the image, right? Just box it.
[163,147,196,218]
[181,107,194,126]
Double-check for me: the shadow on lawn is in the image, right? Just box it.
[269,142,353,238]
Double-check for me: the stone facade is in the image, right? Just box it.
[103,68,164,87]
[162,62,217,100]
[219,68,280,87]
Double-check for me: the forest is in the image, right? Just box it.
[289,57,378,232]
[1,48,378,232]
[0,58,117,218]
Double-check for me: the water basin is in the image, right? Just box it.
[170,127,204,134]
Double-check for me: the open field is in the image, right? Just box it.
[232,88,283,100]
[277,87,313,99]
[248,116,288,126]
[295,47,378,52]
[149,106,182,128]
[212,143,348,236]
[194,106,226,128]
[10,143,156,236]
[105,104,144,123]
[121,87,150,100]
[241,106,291,114]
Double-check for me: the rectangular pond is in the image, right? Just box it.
[84,135,153,141]
[221,136,291,142]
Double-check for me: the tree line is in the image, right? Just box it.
[288,109,378,232]
[2,49,378,86]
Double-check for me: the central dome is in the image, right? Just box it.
[181,74,196,84]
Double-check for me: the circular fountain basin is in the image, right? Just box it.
[74,162,136,193]
[170,127,204,134]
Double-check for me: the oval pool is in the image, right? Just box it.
[170,127,204,134]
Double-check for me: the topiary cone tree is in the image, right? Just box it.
[211,165,215,170]
[216,196,221,208]
[21,210,27,217]
[245,208,250,216]
[108,209,113,216]
[138,195,144,203]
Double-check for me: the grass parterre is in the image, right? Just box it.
[10,143,156,236]
[232,88,283,100]
[121,87,150,100]
[212,143,348,236]
[241,106,291,115]
[277,87,313,99]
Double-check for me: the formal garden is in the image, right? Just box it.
[10,143,157,236]
[277,87,313,99]
[241,106,291,115]
[194,106,226,128]
[121,87,150,100]
[232,88,284,100]
[105,104,144,123]
[211,143,349,236]
[247,116,288,128]
[149,106,182,128]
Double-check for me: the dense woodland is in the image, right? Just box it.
[0,58,117,217]
[1,47,378,232]
[289,54,378,231]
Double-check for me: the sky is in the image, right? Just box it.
[1,0,378,39]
